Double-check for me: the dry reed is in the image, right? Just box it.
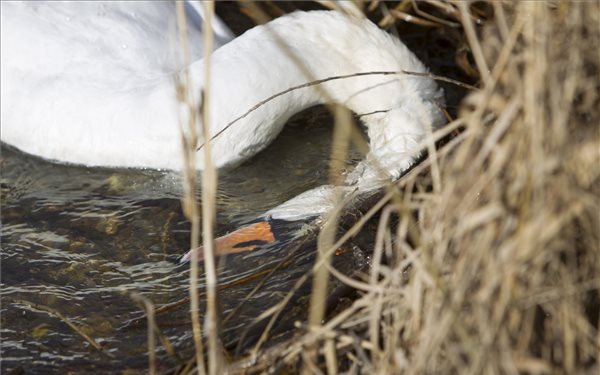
[167,1,600,374]
[219,1,599,374]
[197,3,222,375]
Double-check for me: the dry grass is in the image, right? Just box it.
[172,1,600,374]
[176,2,220,374]
[214,1,599,374]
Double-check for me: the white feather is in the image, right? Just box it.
[1,4,445,221]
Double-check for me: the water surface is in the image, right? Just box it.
[1,109,368,374]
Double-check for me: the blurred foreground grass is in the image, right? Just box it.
[218,1,599,374]
[173,1,600,374]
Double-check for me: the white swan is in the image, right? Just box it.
[1,3,445,261]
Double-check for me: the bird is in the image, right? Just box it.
[1,2,445,262]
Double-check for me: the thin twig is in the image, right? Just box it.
[15,300,107,354]
[457,2,490,81]
[411,0,461,28]
[196,70,472,151]
[403,70,478,90]
[390,9,445,28]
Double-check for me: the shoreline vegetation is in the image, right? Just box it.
[171,1,599,374]
[4,1,596,374]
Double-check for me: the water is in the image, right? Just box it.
[0,4,470,370]
[0,108,369,374]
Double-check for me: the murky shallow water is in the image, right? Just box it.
[0,109,369,374]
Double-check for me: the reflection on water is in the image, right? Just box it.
[0,108,368,374]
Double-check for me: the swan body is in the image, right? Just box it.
[1,1,234,167]
[2,4,445,258]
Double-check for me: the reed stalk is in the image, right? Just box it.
[198,2,222,375]
[175,2,205,374]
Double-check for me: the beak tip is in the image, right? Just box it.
[178,254,189,264]
[178,250,193,264]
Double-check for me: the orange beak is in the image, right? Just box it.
[179,221,276,263]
